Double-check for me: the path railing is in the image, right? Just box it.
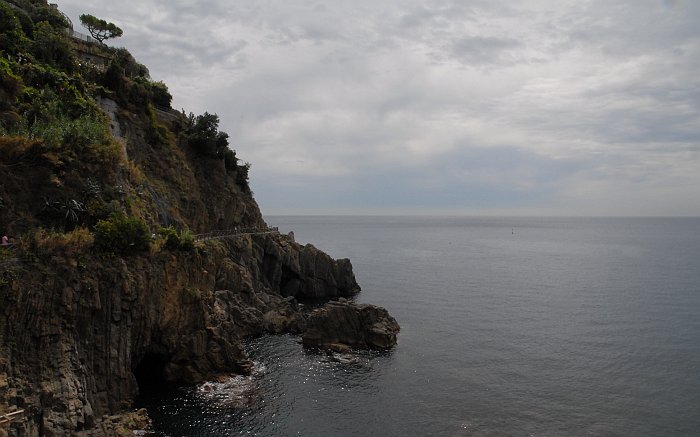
[67,29,100,44]
[0,409,24,426]
[194,227,279,242]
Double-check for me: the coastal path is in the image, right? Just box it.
[194,226,279,242]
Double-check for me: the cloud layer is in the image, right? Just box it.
[59,0,700,215]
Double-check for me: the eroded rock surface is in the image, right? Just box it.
[302,298,400,351]
[0,234,359,436]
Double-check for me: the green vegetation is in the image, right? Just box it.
[184,112,251,190]
[31,20,74,69]
[0,58,22,125]
[146,103,170,145]
[158,226,195,251]
[150,80,172,108]
[94,213,150,255]
[22,227,94,259]
[0,1,140,234]
[186,112,230,157]
[0,0,256,252]
[40,197,85,230]
[79,13,123,44]
[101,48,173,110]
[0,3,29,56]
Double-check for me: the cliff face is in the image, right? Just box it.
[112,106,266,233]
[0,234,359,435]
[0,2,364,435]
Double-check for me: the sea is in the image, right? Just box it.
[137,216,700,436]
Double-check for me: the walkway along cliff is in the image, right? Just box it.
[0,1,395,435]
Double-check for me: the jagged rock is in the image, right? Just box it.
[253,235,361,299]
[302,299,400,351]
[87,408,151,436]
[0,233,357,436]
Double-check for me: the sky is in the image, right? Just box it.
[57,0,700,216]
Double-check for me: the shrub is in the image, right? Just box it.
[93,212,150,255]
[0,135,38,164]
[0,246,14,261]
[0,58,23,128]
[26,2,71,30]
[179,229,195,250]
[40,197,85,230]
[158,226,178,250]
[150,81,172,108]
[23,227,94,258]
[31,21,75,71]
[128,76,152,106]
[0,3,29,56]
[186,112,229,157]
[109,47,149,79]
[236,162,251,191]
[0,3,31,56]
[145,104,169,146]
[158,226,195,251]
[223,148,238,170]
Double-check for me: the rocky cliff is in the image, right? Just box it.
[0,2,369,435]
[0,233,359,435]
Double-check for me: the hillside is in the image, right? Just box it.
[0,0,263,234]
[0,1,360,435]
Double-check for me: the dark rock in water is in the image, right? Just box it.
[302,298,400,350]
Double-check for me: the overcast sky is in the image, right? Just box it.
[58,0,700,216]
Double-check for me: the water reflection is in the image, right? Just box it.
[138,334,396,436]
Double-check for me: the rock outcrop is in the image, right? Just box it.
[302,298,401,350]
[0,235,359,436]
[254,236,360,299]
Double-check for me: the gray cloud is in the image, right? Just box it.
[447,35,523,65]
[57,0,700,216]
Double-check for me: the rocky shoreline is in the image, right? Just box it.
[0,232,398,436]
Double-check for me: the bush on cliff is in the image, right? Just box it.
[184,112,252,190]
[31,21,74,71]
[185,112,230,157]
[93,212,150,255]
[150,80,172,108]
[0,3,29,55]
[23,227,94,259]
[158,226,194,251]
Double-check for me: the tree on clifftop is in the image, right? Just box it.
[79,13,122,43]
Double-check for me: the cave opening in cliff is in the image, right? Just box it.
[133,353,170,392]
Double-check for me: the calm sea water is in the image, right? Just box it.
[139,216,700,436]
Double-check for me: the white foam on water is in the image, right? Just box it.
[195,361,267,407]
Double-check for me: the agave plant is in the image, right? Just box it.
[59,199,85,225]
[42,197,85,228]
